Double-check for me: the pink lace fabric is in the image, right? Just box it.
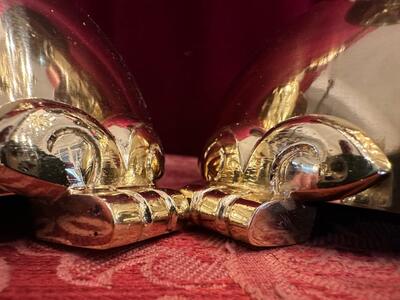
[0,155,399,299]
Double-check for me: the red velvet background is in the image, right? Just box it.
[72,0,319,155]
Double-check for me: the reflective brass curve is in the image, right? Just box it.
[0,2,187,249]
[0,98,189,249]
[185,114,391,246]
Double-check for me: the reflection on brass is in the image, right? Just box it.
[307,46,346,71]
[260,76,301,131]
[190,0,400,246]
[347,0,400,26]
[1,0,399,249]
[182,185,316,247]
[0,2,186,249]
[0,5,105,120]
[33,187,189,249]
[201,0,400,225]
[259,46,345,131]
[194,115,390,246]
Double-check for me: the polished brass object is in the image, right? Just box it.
[347,0,400,26]
[212,0,400,213]
[188,0,400,246]
[0,1,187,249]
[191,115,389,246]
[182,185,317,247]
[1,0,398,249]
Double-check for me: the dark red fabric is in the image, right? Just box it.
[72,0,320,155]
[1,155,400,299]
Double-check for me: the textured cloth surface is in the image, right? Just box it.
[0,155,400,300]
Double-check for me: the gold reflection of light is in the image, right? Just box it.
[347,0,400,26]
[258,46,345,131]
[50,49,105,120]
[192,33,392,247]
[0,5,179,250]
[259,75,302,131]
[0,6,104,120]
[308,46,345,71]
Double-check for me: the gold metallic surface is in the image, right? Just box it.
[193,115,389,246]
[203,115,390,197]
[0,2,185,249]
[347,0,400,26]
[191,0,400,246]
[182,185,316,247]
[260,76,301,131]
[0,5,100,119]
[33,187,187,249]
[1,0,398,249]
[259,46,345,132]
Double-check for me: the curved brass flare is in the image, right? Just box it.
[0,2,187,249]
[189,115,390,246]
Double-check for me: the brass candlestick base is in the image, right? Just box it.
[182,185,316,247]
[32,187,188,249]
[1,0,399,249]
[186,115,390,246]
[210,0,400,215]
[0,2,187,249]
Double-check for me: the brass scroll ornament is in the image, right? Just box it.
[0,1,394,249]
[0,3,188,249]
[182,115,390,246]
[0,99,189,249]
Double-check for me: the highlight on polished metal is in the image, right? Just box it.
[1,0,398,249]
[0,1,188,249]
[189,0,399,246]
[189,114,390,246]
